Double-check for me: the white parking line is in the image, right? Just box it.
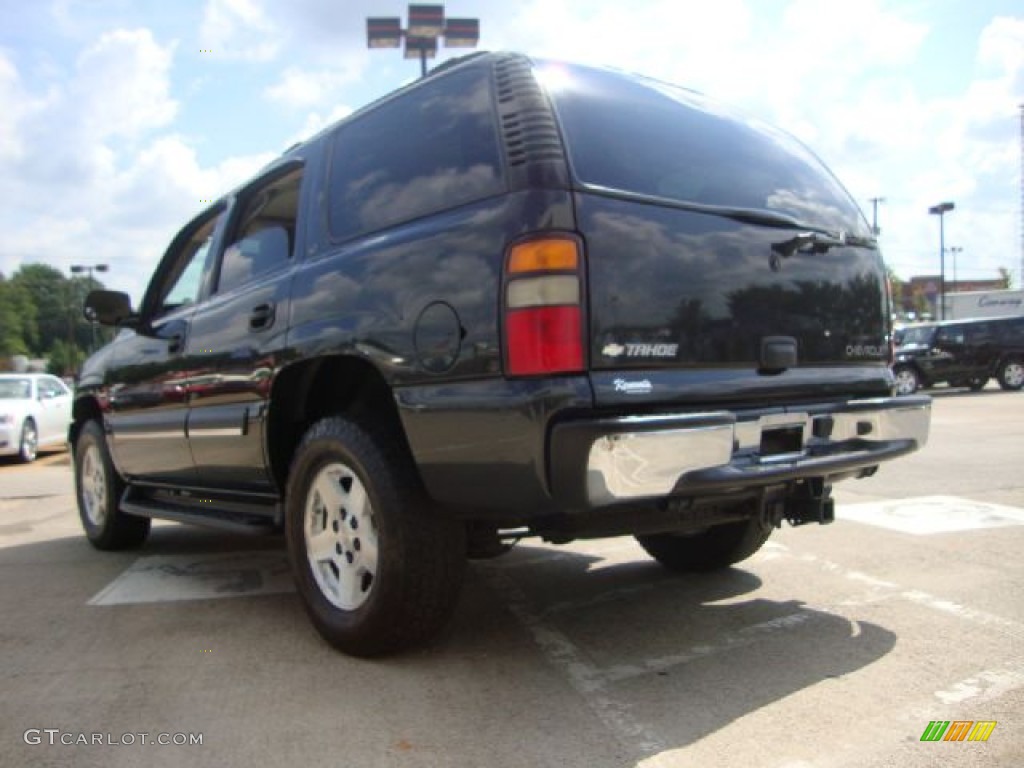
[480,564,667,756]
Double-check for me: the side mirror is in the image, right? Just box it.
[84,290,138,328]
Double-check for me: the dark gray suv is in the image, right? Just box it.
[893,315,1024,394]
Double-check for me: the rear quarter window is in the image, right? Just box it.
[327,66,504,241]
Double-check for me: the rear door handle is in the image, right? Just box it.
[249,302,276,331]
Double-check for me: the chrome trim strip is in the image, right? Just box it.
[113,431,184,440]
[187,427,243,438]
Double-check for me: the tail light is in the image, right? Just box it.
[503,236,585,376]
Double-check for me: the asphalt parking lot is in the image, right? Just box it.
[1,387,1022,767]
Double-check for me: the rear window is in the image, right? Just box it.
[541,62,869,236]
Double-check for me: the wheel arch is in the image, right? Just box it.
[70,396,105,454]
[265,356,414,493]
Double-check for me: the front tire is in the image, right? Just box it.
[996,358,1024,391]
[18,419,38,463]
[636,517,773,573]
[285,416,466,657]
[893,365,921,396]
[75,420,150,550]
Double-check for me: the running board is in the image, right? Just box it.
[120,486,281,535]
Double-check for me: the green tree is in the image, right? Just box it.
[9,263,107,371]
[47,339,86,377]
[0,272,38,359]
[11,264,70,356]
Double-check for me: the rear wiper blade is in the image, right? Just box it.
[581,185,877,246]
[771,230,877,259]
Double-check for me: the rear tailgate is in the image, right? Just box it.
[578,194,890,406]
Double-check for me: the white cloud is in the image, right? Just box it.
[198,0,281,61]
[71,29,178,139]
[264,58,365,109]
[285,104,355,149]
[0,27,271,300]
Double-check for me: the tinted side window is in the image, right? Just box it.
[966,322,993,344]
[996,317,1024,342]
[935,326,965,345]
[153,209,226,317]
[218,167,303,293]
[327,67,503,241]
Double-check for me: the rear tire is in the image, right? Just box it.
[893,365,921,396]
[636,517,773,573]
[75,420,150,550]
[285,416,466,656]
[18,419,38,463]
[967,376,988,392]
[996,358,1024,391]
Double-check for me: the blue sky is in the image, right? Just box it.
[1,0,1022,301]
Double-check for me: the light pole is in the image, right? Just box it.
[947,246,962,291]
[70,263,108,351]
[868,196,886,236]
[367,5,479,78]
[928,202,954,320]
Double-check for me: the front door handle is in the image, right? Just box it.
[167,332,185,355]
[249,302,276,331]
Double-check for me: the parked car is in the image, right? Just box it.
[0,373,73,462]
[72,53,931,656]
[892,315,1024,395]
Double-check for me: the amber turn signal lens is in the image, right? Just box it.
[508,238,579,273]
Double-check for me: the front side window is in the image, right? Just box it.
[327,66,503,241]
[151,209,226,318]
[218,167,303,293]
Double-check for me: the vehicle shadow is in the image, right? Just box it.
[1,527,896,767]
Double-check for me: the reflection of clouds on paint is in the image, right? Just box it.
[583,199,885,363]
[356,164,501,233]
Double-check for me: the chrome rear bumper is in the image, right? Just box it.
[550,396,931,506]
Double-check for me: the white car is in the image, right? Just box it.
[0,373,73,462]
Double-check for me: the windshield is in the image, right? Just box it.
[540,61,871,236]
[899,326,936,346]
[0,378,32,399]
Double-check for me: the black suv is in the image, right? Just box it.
[893,316,1024,395]
[74,53,930,656]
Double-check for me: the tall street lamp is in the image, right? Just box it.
[868,196,886,236]
[367,4,480,78]
[928,202,954,320]
[70,263,108,351]
[947,246,962,290]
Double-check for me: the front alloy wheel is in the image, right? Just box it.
[75,420,150,550]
